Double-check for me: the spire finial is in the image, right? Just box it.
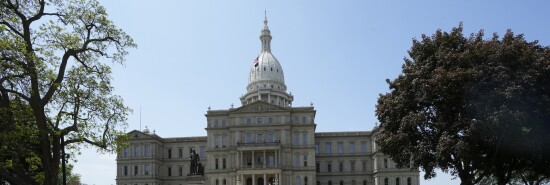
[263,10,268,28]
[260,11,272,52]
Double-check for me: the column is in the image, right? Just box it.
[273,150,279,168]
[264,174,267,185]
[253,174,256,185]
[252,151,255,169]
[237,151,240,169]
[262,149,267,169]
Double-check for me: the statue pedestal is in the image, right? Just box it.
[186,175,205,185]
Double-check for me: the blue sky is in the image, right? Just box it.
[73,1,550,184]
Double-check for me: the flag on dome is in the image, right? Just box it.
[253,56,259,67]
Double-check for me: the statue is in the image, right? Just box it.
[189,149,203,175]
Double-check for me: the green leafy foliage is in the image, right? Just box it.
[1,0,135,184]
[375,24,550,185]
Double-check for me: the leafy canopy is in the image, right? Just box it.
[1,0,135,184]
[375,24,550,185]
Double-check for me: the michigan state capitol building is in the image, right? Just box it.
[115,16,419,185]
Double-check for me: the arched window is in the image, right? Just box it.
[407,177,411,185]
[296,176,302,185]
[396,177,400,185]
[328,181,332,185]
[340,180,344,185]
[363,180,367,185]
[384,178,388,185]
[384,159,388,168]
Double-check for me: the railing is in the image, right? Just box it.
[237,141,281,147]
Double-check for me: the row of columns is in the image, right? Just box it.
[237,149,281,169]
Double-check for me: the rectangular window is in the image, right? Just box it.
[200,146,206,158]
[303,155,308,167]
[258,156,264,166]
[257,134,263,143]
[267,133,274,143]
[325,143,332,154]
[302,133,307,145]
[215,158,219,169]
[168,167,172,176]
[246,133,253,143]
[133,145,139,157]
[363,161,367,171]
[222,135,228,147]
[361,142,367,153]
[221,119,226,127]
[294,155,300,167]
[407,178,411,185]
[144,145,149,157]
[134,165,138,175]
[123,147,128,158]
[246,117,251,124]
[268,156,274,167]
[215,136,220,147]
[315,144,319,154]
[257,117,262,124]
[349,142,355,153]
[168,149,172,158]
[339,161,344,172]
[179,166,183,176]
[268,117,273,124]
[124,166,128,176]
[144,164,150,175]
[316,162,320,172]
[302,117,307,124]
[350,161,355,172]
[179,148,183,158]
[223,158,227,169]
[327,163,332,172]
[294,133,300,145]
[337,142,343,154]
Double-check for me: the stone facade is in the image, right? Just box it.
[115,16,419,185]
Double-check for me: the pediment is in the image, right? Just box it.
[231,101,289,113]
[127,130,161,140]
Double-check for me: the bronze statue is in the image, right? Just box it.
[189,149,203,175]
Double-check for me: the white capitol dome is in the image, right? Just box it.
[241,16,293,107]
[247,51,286,91]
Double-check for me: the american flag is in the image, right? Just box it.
[253,56,259,67]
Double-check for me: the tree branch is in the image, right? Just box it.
[0,86,30,101]
[0,21,24,38]
[42,35,117,106]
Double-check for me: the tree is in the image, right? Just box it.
[57,164,81,185]
[0,0,135,184]
[375,24,550,185]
